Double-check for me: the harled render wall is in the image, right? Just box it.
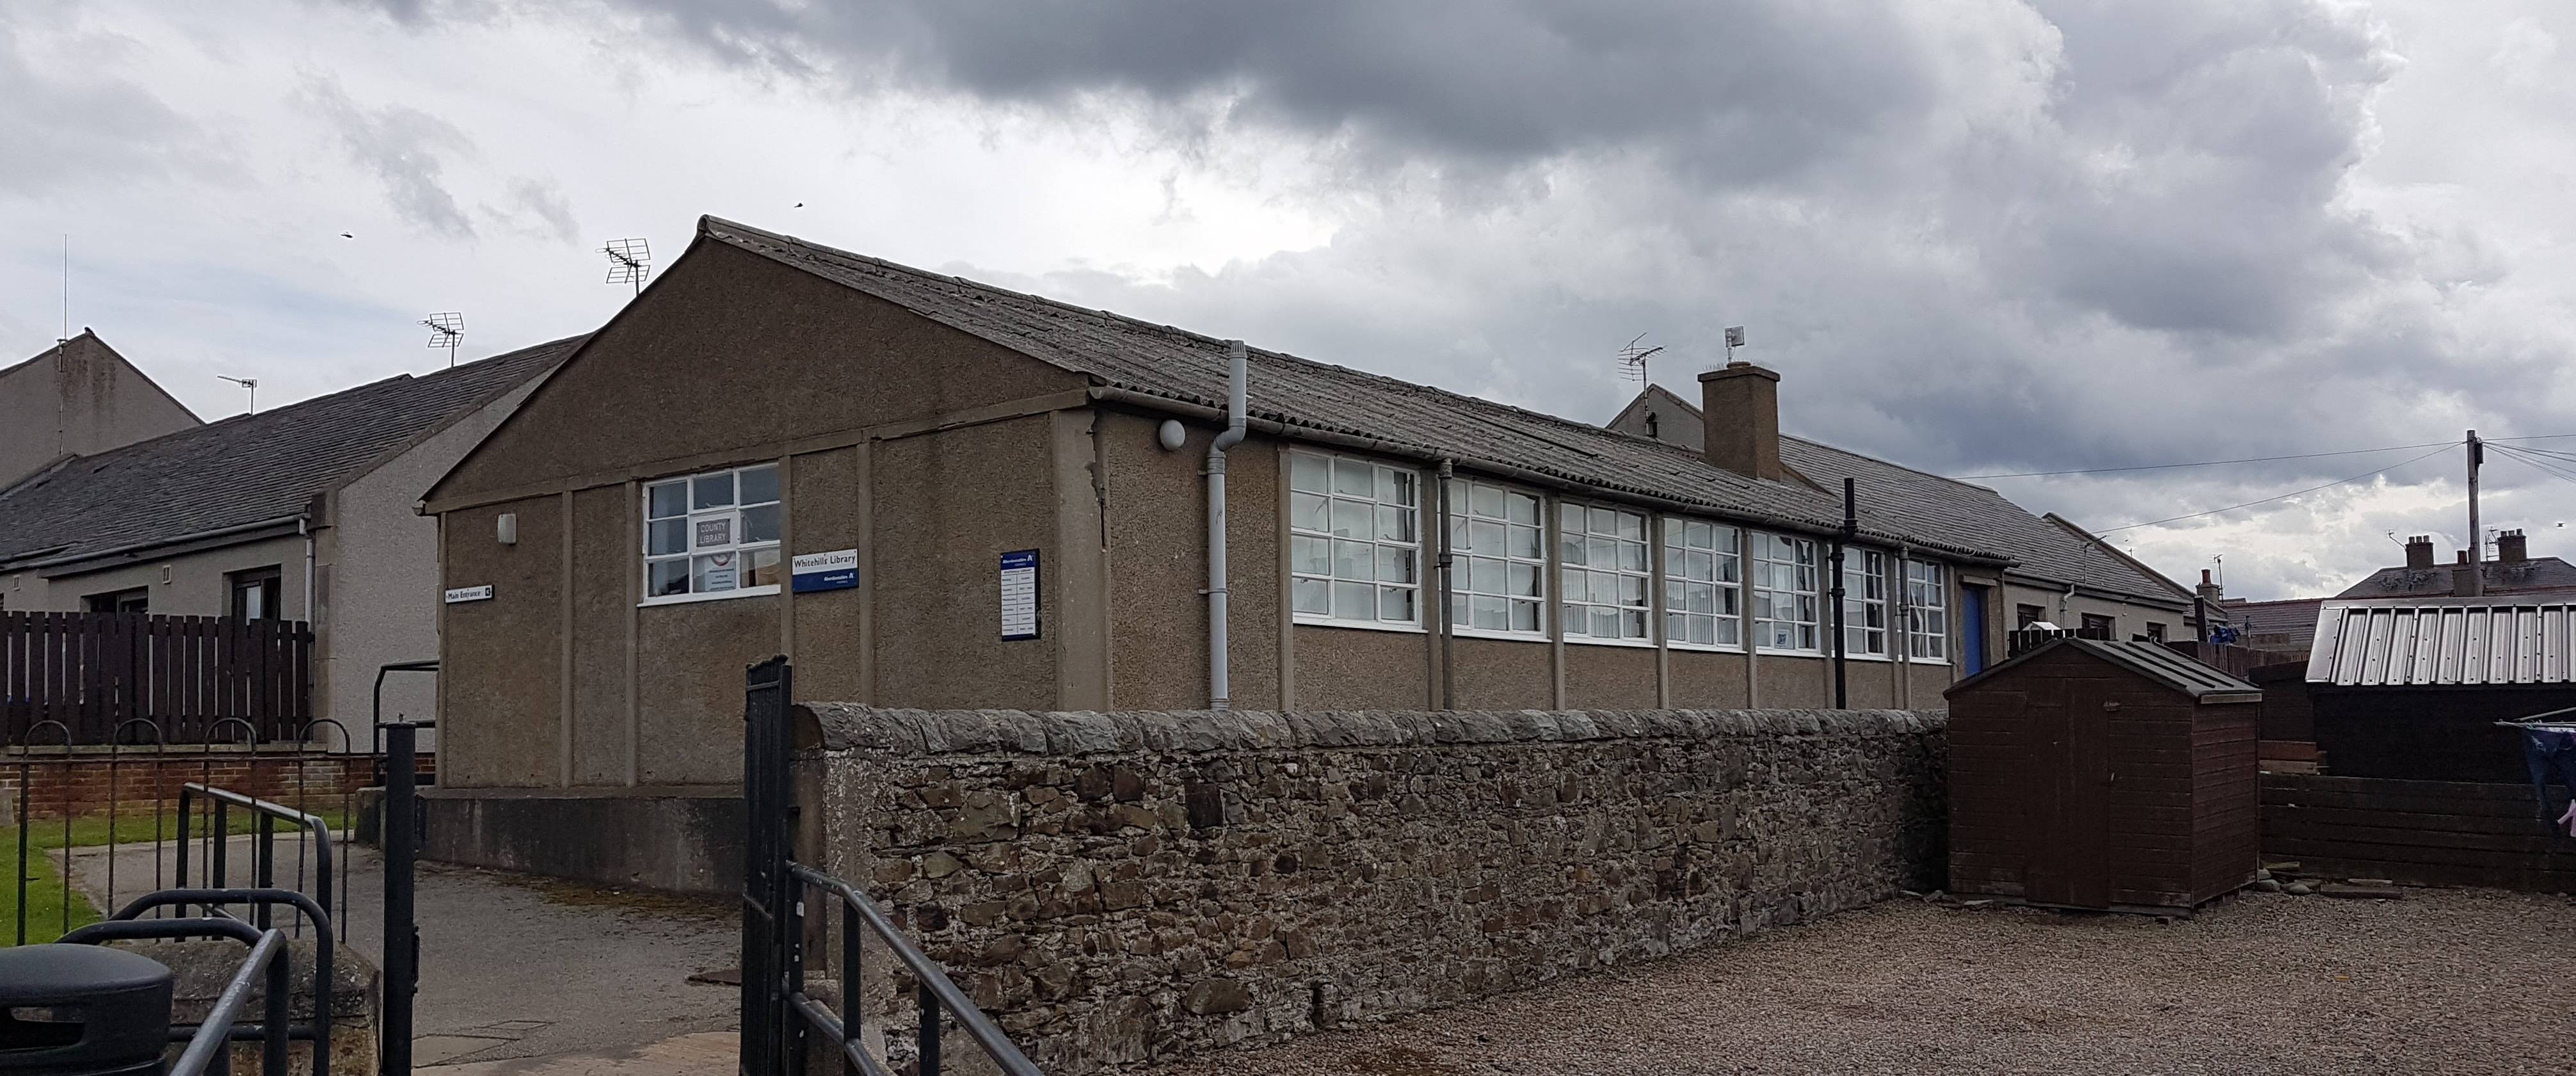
[797,703,1949,1074]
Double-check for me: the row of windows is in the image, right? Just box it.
[1288,450,1951,660]
[622,452,1948,661]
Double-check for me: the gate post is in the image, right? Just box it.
[383,721,422,1076]
[741,657,793,1076]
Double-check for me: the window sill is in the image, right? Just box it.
[1565,635,1657,649]
[1903,656,1953,667]
[1293,615,1427,634]
[1666,642,1747,655]
[1754,646,1827,658]
[639,584,781,608]
[1448,627,1551,644]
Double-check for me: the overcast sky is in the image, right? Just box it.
[6,1,2573,600]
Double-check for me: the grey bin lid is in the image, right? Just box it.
[0,945,173,1004]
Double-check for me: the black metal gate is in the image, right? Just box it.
[739,657,1043,1076]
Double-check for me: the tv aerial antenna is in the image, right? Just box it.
[602,238,650,295]
[216,375,259,415]
[422,312,464,368]
[1724,325,1747,363]
[1615,332,1665,385]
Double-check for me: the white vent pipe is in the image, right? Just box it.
[1207,340,1249,710]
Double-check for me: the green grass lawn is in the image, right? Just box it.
[3,807,351,946]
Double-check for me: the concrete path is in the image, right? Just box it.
[67,835,739,1068]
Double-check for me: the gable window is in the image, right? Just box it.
[1663,518,1741,649]
[1561,503,1650,643]
[644,463,782,602]
[1843,549,1887,657]
[1750,532,1821,652]
[228,567,283,621]
[1291,452,1421,627]
[1906,560,1951,661]
[1441,476,1544,636]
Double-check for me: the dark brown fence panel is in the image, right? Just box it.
[0,612,312,744]
[2262,773,2576,892]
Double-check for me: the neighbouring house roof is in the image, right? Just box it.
[0,337,582,572]
[1950,636,2262,700]
[1614,384,2188,606]
[694,216,2013,563]
[2306,598,2576,686]
[2220,597,2326,643]
[2333,557,2576,599]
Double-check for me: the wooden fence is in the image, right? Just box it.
[2261,773,2576,892]
[1,611,312,744]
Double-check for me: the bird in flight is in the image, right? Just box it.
[340,232,355,239]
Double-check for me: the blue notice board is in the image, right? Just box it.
[999,549,1040,640]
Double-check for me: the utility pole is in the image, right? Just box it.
[2467,429,2485,597]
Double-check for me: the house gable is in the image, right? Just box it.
[427,237,1086,506]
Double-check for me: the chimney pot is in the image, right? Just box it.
[2457,550,2469,565]
[2499,528,2529,563]
[2404,534,2435,570]
[1695,363,1786,482]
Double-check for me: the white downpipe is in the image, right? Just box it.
[1207,340,1250,710]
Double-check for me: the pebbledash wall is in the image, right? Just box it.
[795,703,1948,1074]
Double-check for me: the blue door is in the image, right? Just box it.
[1961,584,1990,674]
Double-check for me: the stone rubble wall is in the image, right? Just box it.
[796,705,1948,1074]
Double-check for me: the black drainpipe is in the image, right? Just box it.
[1437,459,1457,710]
[1830,477,1855,709]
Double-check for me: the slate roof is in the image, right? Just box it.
[2333,558,2576,599]
[0,337,581,569]
[1612,385,2188,605]
[697,216,2008,562]
[2220,597,2325,641]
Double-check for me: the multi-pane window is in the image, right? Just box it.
[1843,549,1887,657]
[1663,518,1741,648]
[1561,504,1651,642]
[1290,453,1421,626]
[1445,478,1546,635]
[1906,560,1951,661]
[2080,612,2115,639]
[1750,532,1821,651]
[645,463,782,600]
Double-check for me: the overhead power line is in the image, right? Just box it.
[1958,440,2456,479]
[2488,442,2576,485]
[2095,445,2456,534]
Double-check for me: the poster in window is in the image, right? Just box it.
[696,518,733,549]
[702,551,737,591]
[999,549,1040,641]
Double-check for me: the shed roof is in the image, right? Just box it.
[2305,598,2576,687]
[0,336,581,570]
[1948,636,2263,701]
[693,217,2009,563]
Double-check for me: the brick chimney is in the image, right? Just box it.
[1697,362,1787,482]
[2498,528,2529,563]
[2195,569,2223,606]
[2404,535,2434,570]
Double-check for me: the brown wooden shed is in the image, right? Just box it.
[1945,637,2262,912]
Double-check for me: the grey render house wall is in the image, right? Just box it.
[0,331,200,491]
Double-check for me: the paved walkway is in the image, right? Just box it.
[67,835,739,1068]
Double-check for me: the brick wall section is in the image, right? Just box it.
[796,705,1949,1073]
[1,754,374,823]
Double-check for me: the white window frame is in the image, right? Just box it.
[642,463,783,606]
[1905,559,1951,662]
[1289,451,1423,630]
[1662,518,1743,651]
[1843,548,1889,659]
[1443,476,1548,639]
[1750,531,1822,653]
[1560,501,1652,646]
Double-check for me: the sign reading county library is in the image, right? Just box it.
[443,584,494,604]
[999,549,1040,641]
[790,549,860,593]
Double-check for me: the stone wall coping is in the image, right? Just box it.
[794,704,1946,757]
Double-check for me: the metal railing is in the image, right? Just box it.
[60,885,335,1076]
[10,717,367,947]
[740,657,1044,1076]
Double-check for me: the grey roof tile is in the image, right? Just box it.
[698,216,2008,561]
[0,336,580,568]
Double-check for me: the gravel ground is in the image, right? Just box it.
[1145,887,2576,1076]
